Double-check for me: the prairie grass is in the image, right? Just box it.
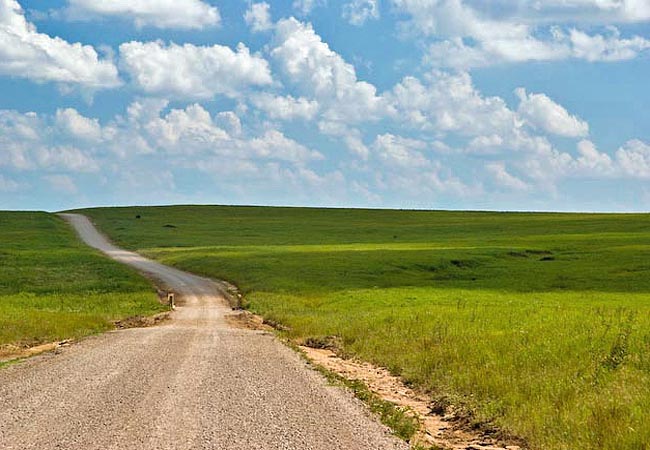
[0,211,165,349]
[80,205,650,449]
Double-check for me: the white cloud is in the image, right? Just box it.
[516,138,650,187]
[0,101,327,194]
[64,0,220,29]
[425,38,499,70]
[247,130,324,163]
[271,18,386,123]
[292,0,326,15]
[569,28,650,61]
[373,134,429,168]
[245,2,273,32]
[250,93,319,120]
[576,139,614,174]
[0,0,119,88]
[141,102,230,154]
[616,139,650,178]
[467,134,505,154]
[116,101,324,164]
[215,111,242,136]
[35,146,99,173]
[515,88,589,138]
[0,110,100,172]
[55,108,103,141]
[395,0,650,69]
[269,17,391,158]
[486,162,529,191]
[343,0,380,26]
[119,41,272,100]
[387,71,516,137]
[394,0,650,31]
[425,28,650,69]
[364,132,479,198]
[521,0,650,23]
[374,161,478,198]
[317,121,371,159]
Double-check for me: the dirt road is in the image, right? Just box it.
[0,214,406,450]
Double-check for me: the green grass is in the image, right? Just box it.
[0,211,165,350]
[79,205,650,450]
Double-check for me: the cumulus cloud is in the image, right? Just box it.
[387,71,516,137]
[569,28,650,61]
[215,111,242,136]
[245,2,273,32]
[394,0,650,69]
[64,0,220,29]
[515,88,589,138]
[247,130,324,162]
[364,133,479,198]
[271,18,386,122]
[514,138,650,190]
[151,111,308,162]
[616,139,650,178]
[425,28,650,69]
[515,0,650,23]
[264,15,403,156]
[250,93,319,120]
[467,135,505,154]
[35,146,99,172]
[292,0,326,15]
[343,0,380,26]
[576,139,614,174]
[0,0,119,88]
[119,41,272,100]
[120,101,324,163]
[486,162,529,191]
[0,109,100,172]
[0,98,348,204]
[318,121,371,159]
[55,108,103,141]
[373,134,429,168]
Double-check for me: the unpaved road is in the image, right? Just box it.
[0,214,407,450]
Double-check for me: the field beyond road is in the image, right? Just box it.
[0,211,165,354]
[81,205,650,450]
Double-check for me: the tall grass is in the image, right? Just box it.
[81,205,650,449]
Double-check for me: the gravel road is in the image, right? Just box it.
[0,214,407,450]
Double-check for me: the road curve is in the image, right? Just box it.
[0,214,407,450]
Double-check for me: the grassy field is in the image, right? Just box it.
[0,212,165,352]
[80,205,650,450]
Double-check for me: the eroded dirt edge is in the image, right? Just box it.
[227,310,525,450]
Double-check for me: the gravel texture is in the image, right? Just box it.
[0,214,407,450]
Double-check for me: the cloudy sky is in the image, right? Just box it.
[1,0,649,211]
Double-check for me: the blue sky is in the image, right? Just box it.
[1,0,649,212]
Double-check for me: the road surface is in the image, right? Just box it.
[0,213,407,450]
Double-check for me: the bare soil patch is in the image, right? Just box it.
[301,346,523,450]
[0,340,73,363]
[113,312,170,329]
[225,310,275,331]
